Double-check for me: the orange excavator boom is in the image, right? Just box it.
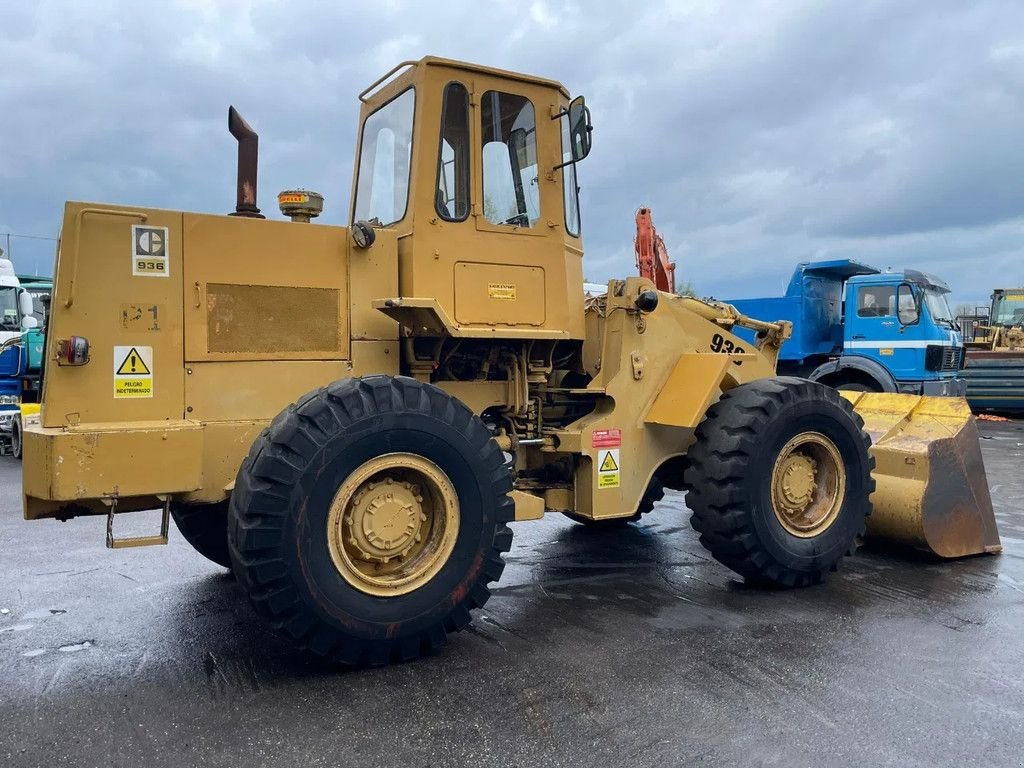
[634,207,676,294]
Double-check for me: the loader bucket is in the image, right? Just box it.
[841,392,1001,558]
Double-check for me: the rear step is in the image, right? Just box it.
[105,496,170,549]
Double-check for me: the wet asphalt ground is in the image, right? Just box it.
[1,421,1023,768]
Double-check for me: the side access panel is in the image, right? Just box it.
[42,203,186,429]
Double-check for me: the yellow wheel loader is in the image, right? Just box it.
[23,57,999,665]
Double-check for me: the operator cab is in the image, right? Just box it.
[350,57,593,342]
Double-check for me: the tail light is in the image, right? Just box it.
[57,336,90,366]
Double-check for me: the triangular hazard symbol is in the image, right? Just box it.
[599,451,618,472]
[116,347,151,376]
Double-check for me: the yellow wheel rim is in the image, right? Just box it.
[326,453,460,597]
[770,431,846,538]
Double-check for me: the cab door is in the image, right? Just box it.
[847,281,923,380]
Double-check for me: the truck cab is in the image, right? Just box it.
[839,270,964,395]
[728,259,964,395]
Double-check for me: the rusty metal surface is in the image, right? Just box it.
[227,106,263,219]
[2,423,1023,766]
[844,392,1001,557]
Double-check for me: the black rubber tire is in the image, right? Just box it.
[684,377,874,587]
[834,382,876,393]
[171,501,232,569]
[228,375,514,666]
[562,477,664,527]
[11,415,21,460]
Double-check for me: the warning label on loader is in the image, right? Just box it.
[597,448,620,489]
[113,345,153,398]
[592,429,621,448]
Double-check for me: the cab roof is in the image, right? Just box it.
[847,269,951,293]
[360,56,571,103]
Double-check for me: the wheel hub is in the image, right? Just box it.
[347,480,426,563]
[778,454,817,511]
[326,453,459,597]
[770,432,846,538]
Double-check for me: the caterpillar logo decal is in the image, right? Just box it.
[131,225,170,277]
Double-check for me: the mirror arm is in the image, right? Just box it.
[551,158,578,171]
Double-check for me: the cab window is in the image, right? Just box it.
[481,91,540,227]
[436,82,470,221]
[353,88,415,225]
[857,286,895,317]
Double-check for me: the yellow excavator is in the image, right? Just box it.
[23,57,998,665]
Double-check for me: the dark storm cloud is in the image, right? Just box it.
[1,0,1021,306]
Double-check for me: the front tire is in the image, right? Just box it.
[684,377,874,587]
[228,376,513,666]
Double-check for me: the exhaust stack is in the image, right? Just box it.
[228,106,264,219]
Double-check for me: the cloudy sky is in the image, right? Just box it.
[2,0,1022,309]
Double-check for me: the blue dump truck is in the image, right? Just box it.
[726,259,965,395]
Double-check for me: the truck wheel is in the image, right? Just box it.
[835,382,875,393]
[228,376,514,666]
[684,377,874,587]
[562,477,664,527]
[171,501,232,569]
[11,416,21,460]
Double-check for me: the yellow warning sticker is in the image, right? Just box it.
[597,448,620,489]
[113,345,153,399]
[488,283,517,300]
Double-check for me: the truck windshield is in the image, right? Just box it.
[924,289,954,327]
[993,292,1024,326]
[353,88,415,226]
[0,287,19,331]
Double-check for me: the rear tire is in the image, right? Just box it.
[684,377,874,587]
[171,501,232,568]
[228,375,514,666]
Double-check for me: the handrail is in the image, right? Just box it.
[358,60,417,102]
[63,208,148,308]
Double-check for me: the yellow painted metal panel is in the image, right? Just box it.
[23,421,202,508]
[645,353,732,428]
[182,213,350,362]
[42,203,186,429]
[453,262,545,325]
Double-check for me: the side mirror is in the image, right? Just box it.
[567,95,592,162]
[18,290,33,319]
[21,316,38,331]
[897,284,919,326]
